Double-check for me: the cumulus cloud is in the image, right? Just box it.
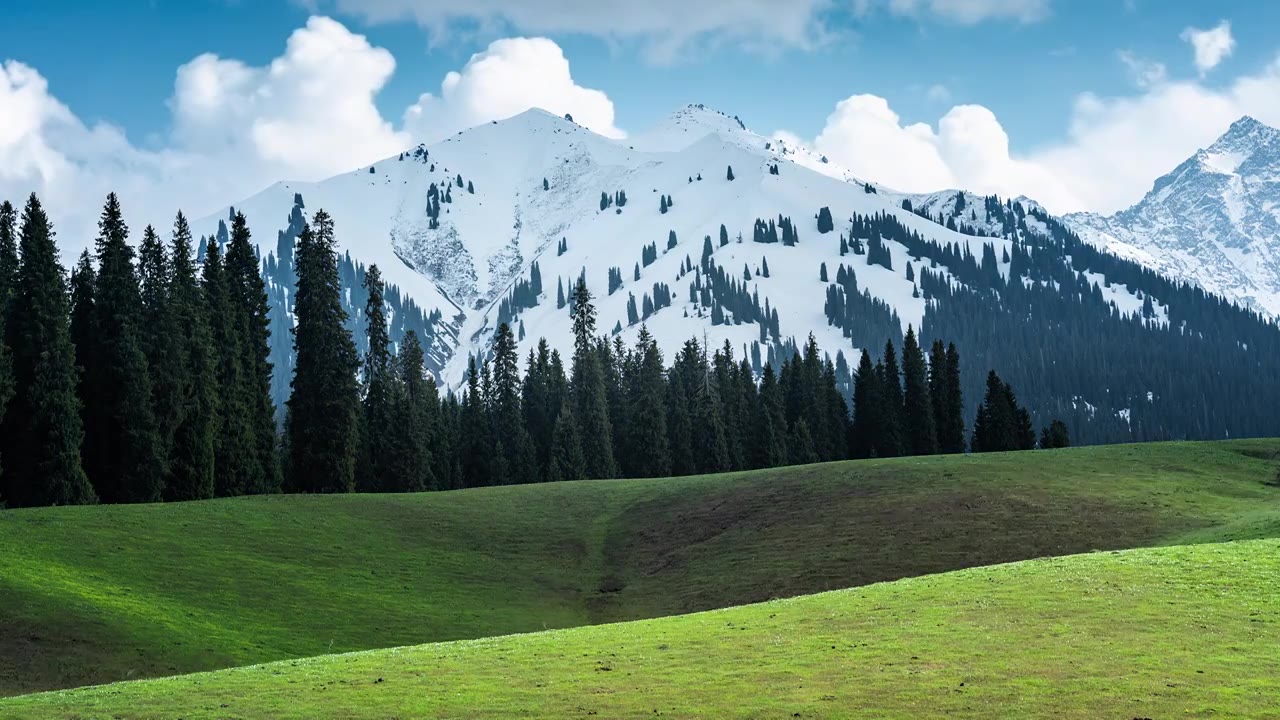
[328,0,834,61]
[403,37,624,143]
[0,18,621,247]
[858,0,1052,24]
[790,57,1280,214]
[1181,21,1235,76]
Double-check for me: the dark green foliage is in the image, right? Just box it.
[385,331,436,491]
[1040,420,1071,449]
[491,322,537,484]
[901,327,938,456]
[459,357,491,488]
[875,340,905,457]
[972,370,1036,453]
[138,225,186,490]
[817,207,834,234]
[570,278,617,479]
[819,262,828,282]
[204,235,256,497]
[357,265,394,492]
[0,195,95,507]
[286,211,360,493]
[225,212,281,494]
[546,398,585,483]
[0,200,17,311]
[726,165,734,181]
[166,214,217,500]
[81,194,164,503]
[719,224,729,247]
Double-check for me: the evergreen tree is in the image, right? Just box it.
[850,349,879,458]
[0,195,95,507]
[522,340,558,476]
[459,356,491,487]
[0,200,17,312]
[204,236,257,497]
[754,363,788,467]
[875,341,905,457]
[625,326,670,478]
[726,165,735,181]
[570,277,617,478]
[940,343,965,453]
[138,225,185,486]
[491,322,537,483]
[546,398,586,483]
[357,265,394,491]
[82,194,164,503]
[286,211,361,493]
[788,417,819,465]
[719,224,729,247]
[167,214,217,500]
[225,211,281,493]
[387,331,435,491]
[1040,419,1070,449]
[901,326,938,456]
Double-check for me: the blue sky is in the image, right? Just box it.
[4,0,1280,238]
[5,0,1277,147]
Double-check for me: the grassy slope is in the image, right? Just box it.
[1,439,1278,696]
[5,538,1278,719]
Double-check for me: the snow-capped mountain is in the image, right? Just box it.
[192,104,1280,445]
[1069,116,1280,316]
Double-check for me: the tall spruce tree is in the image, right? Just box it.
[940,343,965,453]
[0,200,17,312]
[386,330,435,492]
[167,214,217,500]
[82,194,164,503]
[546,398,586,483]
[225,211,280,493]
[357,265,394,491]
[138,225,186,484]
[626,326,670,478]
[754,362,788,467]
[521,340,558,476]
[901,326,938,456]
[459,356,491,487]
[286,211,361,493]
[204,236,257,496]
[0,195,95,507]
[875,341,905,457]
[850,349,879,458]
[491,322,537,484]
[569,277,617,478]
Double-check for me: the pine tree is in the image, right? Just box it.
[719,224,729,247]
[788,417,819,465]
[570,277,617,478]
[754,363,788,467]
[82,194,164,503]
[1040,419,1070,449]
[286,211,361,493]
[546,398,586,483]
[204,236,256,497]
[138,225,185,486]
[491,322,537,484]
[0,195,95,507]
[357,265,394,491]
[459,356,491,488]
[901,326,938,456]
[0,200,17,312]
[167,214,217,500]
[387,331,435,491]
[940,343,965,453]
[726,165,735,181]
[876,341,905,457]
[850,349,879,458]
[625,326,670,478]
[225,212,281,493]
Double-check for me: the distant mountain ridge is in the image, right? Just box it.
[1069,116,1280,316]
[193,104,1280,445]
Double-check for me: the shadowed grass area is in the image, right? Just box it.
[5,538,1277,719]
[1,439,1277,696]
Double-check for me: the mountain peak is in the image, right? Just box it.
[1211,115,1280,150]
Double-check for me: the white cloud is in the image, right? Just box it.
[1117,50,1167,89]
[860,0,1051,24]
[1181,20,1235,76]
[328,0,834,62]
[403,37,624,144]
[925,84,952,102]
[791,56,1280,214]
[0,18,620,249]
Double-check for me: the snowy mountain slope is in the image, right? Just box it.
[1068,116,1280,316]
[192,103,1280,445]
[198,105,1018,387]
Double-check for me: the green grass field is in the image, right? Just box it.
[5,538,1277,719]
[1,439,1277,699]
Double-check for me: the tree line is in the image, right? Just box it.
[0,193,1063,508]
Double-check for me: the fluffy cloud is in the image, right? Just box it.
[0,18,620,247]
[793,56,1280,214]
[1181,21,1234,76]
[858,0,1051,24]
[329,0,834,61]
[403,37,624,144]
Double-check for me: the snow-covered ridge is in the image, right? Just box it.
[194,104,1206,395]
[1068,115,1280,317]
